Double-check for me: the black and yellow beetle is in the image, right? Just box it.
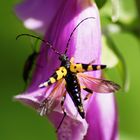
[17,17,120,131]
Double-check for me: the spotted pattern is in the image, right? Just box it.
[39,67,67,87]
[56,67,67,80]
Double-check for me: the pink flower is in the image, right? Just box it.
[15,0,119,140]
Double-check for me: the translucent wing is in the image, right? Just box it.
[78,73,120,93]
[39,79,66,115]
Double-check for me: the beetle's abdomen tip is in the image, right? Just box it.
[80,112,85,119]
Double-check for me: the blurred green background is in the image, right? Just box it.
[0,0,140,140]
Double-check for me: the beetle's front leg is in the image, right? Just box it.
[56,91,67,132]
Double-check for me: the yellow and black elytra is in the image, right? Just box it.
[17,17,120,132]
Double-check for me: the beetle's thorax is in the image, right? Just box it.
[59,54,70,69]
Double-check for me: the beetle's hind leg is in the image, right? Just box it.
[82,86,93,100]
[56,91,67,132]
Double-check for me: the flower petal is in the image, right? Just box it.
[15,1,118,139]
[15,0,65,33]
[48,112,88,140]
[84,94,118,140]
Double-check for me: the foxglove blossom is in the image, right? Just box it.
[15,0,118,140]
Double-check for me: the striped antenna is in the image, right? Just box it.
[16,34,61,56]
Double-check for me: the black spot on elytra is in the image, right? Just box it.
[53,72,58,80]
[74,66,77,69]
[61,70,64,73]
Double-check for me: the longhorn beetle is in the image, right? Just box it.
[17,17,120,132]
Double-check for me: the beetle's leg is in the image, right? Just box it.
[56,91,67,132]
[81,86,93,100]
[84,93,93,100]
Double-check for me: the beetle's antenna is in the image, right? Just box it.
[16,34,61,56]
[64,17,95,54]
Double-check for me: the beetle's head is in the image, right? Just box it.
[59,54,68,62]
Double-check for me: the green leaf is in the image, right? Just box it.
[94,0,107,9]
[119,0,137,24]
[105,35,129,92]
[101,35,119,68]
